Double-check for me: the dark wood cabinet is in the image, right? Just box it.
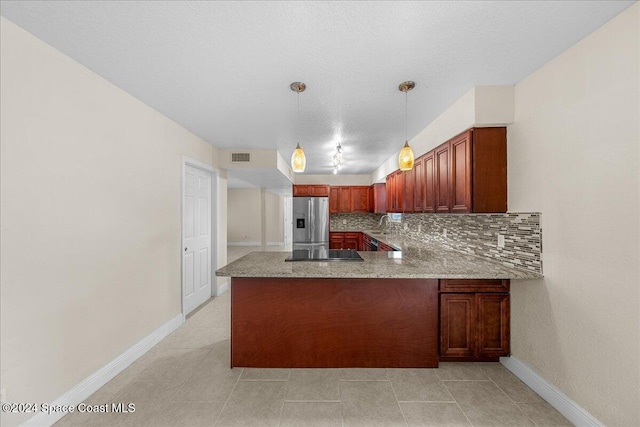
[350,186,370,213]
[330,232,363,250]
[330,186,373,213]
[379,242,395,251]
[423,151,436,213]
[395,171,404,212]
[386,173,395,212]
[344,232,361,250]
[440,294,476,358]
[476,294,510,358]
[370,183,387,214]
[439,279,510,362]
[329,187,339,213]
[329,232,344,249]
[471,127,507,213]
[450,131,472,213]
[293,185,330,197]
[435,143,450,213]
[338,187,351,213]
[413,157,424,212]
[403,169,415,213]
[386,127,507,214]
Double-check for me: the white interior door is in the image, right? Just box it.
[183,165,212,314]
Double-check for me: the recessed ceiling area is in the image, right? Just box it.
[1,1,634,177]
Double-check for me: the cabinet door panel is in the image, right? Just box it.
[395,171,404,213]
[450,132,472,213]
[413,158,424,212]
[329,187,339,213]
[329,232,344,249]
[403,169,414,213]
[423,151,436,213]
[351,187,370,213]
[386,175,393,212]
[440,294,476,357]
[310,185,330,196]
[371,183,387,214]
[477,294,510,357]
[338,187,351,213]
[435,144,450,213]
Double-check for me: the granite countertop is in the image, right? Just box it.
[216,232,543,280]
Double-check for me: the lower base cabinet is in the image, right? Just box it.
[439,279,510,361]
[329,232,363,250]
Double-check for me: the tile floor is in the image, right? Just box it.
[55,288,571,427]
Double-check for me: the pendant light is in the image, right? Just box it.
[290,82,306,173]
[398,81,415,171]
[332,142,343,174]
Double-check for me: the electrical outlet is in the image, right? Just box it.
[417,224,421,233]
[342,219,347,225]
[443,228,447,238]
[403,223,408,230]
[497,234,505,248]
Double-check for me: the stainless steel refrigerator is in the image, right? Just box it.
[292,196,329,257]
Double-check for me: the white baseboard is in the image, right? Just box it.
[227,241,285,246]
[216,280,229,296]
[500,356,603,427]
[23,314,184,427]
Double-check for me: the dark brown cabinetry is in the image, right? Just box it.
[450,131,472,213]
[329,186,370,213]
[293,185,330,197]
[385,127,507,214]
[413,157,424,212]
[403,168,415,213]
[435,143,450,213]
[370,183,387,214]
[423,151,436,213]
[329,187,339,213]
[350,187,370,213]
[439,279,510,361]
[329,232,363,250]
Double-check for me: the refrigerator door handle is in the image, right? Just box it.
[308,199,312,241]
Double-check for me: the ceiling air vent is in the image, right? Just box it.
[231,152,251,163]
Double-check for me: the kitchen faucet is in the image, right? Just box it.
[379,214,390,231]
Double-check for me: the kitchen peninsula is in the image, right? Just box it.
[216,234,541,369]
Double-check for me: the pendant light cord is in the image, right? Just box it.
[405,90,408,142]
[297,91,300,144]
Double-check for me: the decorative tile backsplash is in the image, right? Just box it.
[330,213,382,231]
[331,212,542,274]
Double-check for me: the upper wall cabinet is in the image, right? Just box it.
[386,127,507,214]
[293,185,330,197]
[370,183,387,214]
[329,186,371,213]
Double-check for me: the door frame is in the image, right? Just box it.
[181,157,218,318]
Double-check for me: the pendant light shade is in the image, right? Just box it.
[290,82,306,173]
[398,81,415,171]
[399,141,414,171]
[291,142,306,173]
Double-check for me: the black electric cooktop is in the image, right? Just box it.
[285,249,364,262]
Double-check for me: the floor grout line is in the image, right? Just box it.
[212,367,243,427]
[387,375,409,426]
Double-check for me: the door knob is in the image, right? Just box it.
[184,247,187,252]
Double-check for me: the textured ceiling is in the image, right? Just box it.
[1,1,635,176]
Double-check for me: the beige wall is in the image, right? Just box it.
[295,174,373,186]
[228,189,262,242]
[227,188,284,244]
[507,4,639,425]
[0,18,223,426]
